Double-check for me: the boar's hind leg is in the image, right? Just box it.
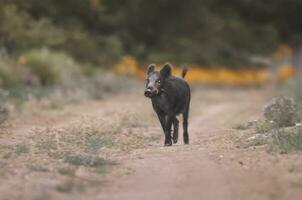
[156,111,166,134]
[172,117,179,144]
[183,109,189,144]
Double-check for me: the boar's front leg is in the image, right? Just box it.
[172,117,179,144]
[164,114,173,146]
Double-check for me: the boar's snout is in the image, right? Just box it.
[144,87,153,98]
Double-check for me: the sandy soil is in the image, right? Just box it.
[1,88,302,200]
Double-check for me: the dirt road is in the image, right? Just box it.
[96,89,268,200]
[1,88,302,200]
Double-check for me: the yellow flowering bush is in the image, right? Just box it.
[115,44,297,86]
[115,56,276,86]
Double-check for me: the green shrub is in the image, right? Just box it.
[245,119,302,152]
[0,89,9,125]
[64,32,123,65]
[0,59,20,87]
[255,120,276,134]
[98,35,124,65]
[23,49,82,86]
[283,77,302,120]
[63,30,101,64]
[0,4,65,52]
[264,96,299,127]
[82,72,135,99]
[270,127,302,152]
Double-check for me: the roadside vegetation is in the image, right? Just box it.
[0,48,138,126]
[236,77,302,153]
[0,0,300,126]
[0,48,157,199]
[0,96,159,199]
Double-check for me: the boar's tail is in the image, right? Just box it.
[181,64,188,78]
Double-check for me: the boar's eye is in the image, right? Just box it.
[156,79,161,84]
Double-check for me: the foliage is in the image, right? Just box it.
[244,120,302,153]
[0,4,65,52]
[22,49,82,86]
[1,0,302,66]
[245,76,302,152]
[264,96,299,127]
[0,3,123,65]
[270,127,302,152]
[283,77,302,119]
[0,58,22,87]
[0,89,9,125]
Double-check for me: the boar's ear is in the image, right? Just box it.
[160,63,172,78]
[147,64,155,75]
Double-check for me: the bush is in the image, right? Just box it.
[23,49,82,86]
[0,4,65,52]
[65,32,124,65]
[270,127,302,152]
[283,77,302,120]
[81,72,135,100]
[0,4,123,66]
[264,96,299,127]
[0,58,21,87]
[0,89,9,125]
[98,35,124,65]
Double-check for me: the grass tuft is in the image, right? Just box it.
[58,167,76,176]
[86,134,115,153]
[233,123,250,130]
[56,180,74,193]
[63,153,110,167]
[14,143,29,154]
[270,127,302,152]
[255,120,275,134]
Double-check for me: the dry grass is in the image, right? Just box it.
[0,98,159,199]
[32,112,154,159]
[241,119,302,153]
[232,123,251,130]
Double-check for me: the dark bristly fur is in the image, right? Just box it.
[144,63,191,146]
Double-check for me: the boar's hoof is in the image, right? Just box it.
[184,139,189,145]
[164,140,172,146]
